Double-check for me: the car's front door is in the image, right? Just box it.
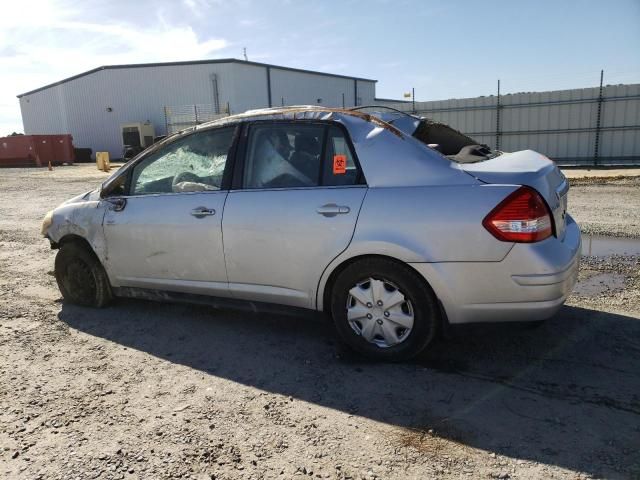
[222,122,367,308]
[102,126,237,296]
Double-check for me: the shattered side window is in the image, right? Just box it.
[130,127,235,195]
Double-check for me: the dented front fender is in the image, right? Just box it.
[46,196,109,263]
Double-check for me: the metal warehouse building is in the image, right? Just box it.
[17,59,377,159]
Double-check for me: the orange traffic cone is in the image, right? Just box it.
[48,160,53,171]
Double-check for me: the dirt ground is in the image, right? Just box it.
[567,176,640,238]
[1,165,639,480]
[561,167,640,179]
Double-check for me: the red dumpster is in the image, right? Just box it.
[0,135,75,167]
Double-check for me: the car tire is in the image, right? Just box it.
[330,257,440,361]
[54,242,113,308]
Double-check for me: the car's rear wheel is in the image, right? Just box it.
[54,242,113,308]
[330,257,439,361]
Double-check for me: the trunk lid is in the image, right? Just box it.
[365,110,569,240]
[460,150,569,240]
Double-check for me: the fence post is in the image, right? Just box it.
[496,79,501,151]
[594,69,604,166]
[194,105,198,126]
[163,106,169,135]
[354,79,358,107]
[412,87,415,114]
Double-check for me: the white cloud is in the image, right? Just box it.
[0,0,229,134]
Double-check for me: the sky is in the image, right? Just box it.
[1,0,639,135]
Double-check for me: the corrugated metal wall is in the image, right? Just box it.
[272,69,355,108]
[19,63,238,158]
[377,84,640,165]
[229,62,270,113]
[19,62,376,159]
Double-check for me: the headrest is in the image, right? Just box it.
[295,134,320,155]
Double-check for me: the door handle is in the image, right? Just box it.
[316,203,350,217]
[190,207,216,218]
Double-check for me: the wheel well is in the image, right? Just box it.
[322,254,439,313]
[57,235,97,257]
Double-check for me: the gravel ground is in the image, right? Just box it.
[1,165,639,480]
[562,169,640,179]
[568,176,640,238]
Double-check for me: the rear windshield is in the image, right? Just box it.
[412,119,496,163]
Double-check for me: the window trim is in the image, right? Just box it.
[106,124,241,198]
[316,126,328,186]
[321,123,365,187]
[231,119,366,192]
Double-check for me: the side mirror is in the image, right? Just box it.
[100,171,127,198]
[105,197,127,212]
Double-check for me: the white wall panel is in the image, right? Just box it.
[228,63,269,113]
[376,84,640,164]
[270,69,373,108]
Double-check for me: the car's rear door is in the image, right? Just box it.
[222,121,367,308]
[102,126,237,296]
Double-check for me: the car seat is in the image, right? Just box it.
[290,134,321,181]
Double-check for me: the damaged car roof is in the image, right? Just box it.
[195,105,405,137]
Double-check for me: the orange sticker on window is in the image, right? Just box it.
[333,154,347,174]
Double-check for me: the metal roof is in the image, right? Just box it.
[17,58,377,98]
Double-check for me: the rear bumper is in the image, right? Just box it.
[410,215,581,324]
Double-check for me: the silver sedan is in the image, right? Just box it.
[42,106,581,361]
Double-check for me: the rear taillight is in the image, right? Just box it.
[483,186,553,243]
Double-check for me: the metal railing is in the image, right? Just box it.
[163,104,229,135]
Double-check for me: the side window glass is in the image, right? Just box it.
[130,127,235,195]
[322,126,361,186]
[243,124,323,189]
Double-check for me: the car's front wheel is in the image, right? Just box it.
[330,257,440,361]
[54,242,113,308]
